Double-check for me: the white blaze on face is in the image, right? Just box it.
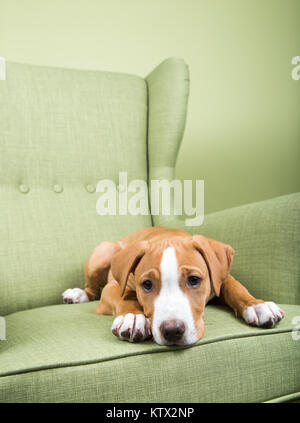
[152,246,198,345]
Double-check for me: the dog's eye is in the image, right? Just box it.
[142,280,153,292]
[187,276,202,287]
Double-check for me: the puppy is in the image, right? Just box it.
[62,227,284,346]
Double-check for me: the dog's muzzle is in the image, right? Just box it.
[159,319,186,343]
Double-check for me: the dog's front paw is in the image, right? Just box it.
[62,288,89,304]
[242,302,284,328]
[111,313,152,342]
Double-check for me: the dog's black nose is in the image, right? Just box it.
[160,320,185,343]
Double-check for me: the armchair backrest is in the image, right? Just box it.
[0,58,189,315]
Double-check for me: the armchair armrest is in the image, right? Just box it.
[182,193,300,305]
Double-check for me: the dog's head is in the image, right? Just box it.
[111,235,234,346]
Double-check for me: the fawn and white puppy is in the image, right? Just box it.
[62,227,284,346]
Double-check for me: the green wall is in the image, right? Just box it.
[1,0,299,214]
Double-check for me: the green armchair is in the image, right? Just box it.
[0,58,299,402]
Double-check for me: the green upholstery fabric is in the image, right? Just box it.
[0,62,152,316]
[0,301,299,402]
[185,193,300,305]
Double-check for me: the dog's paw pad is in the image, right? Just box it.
[111,313,152,342]
[62,288,89,304]
[242,302,284,328]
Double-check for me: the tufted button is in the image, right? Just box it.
[19,184,30,194]
[86,184,95,193]
[53,184,63,193]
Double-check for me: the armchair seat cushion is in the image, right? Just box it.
[1,301,299,402]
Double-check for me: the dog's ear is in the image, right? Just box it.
[192,235,234,296]
[111,241,148,297]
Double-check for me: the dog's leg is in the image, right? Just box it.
[220,274,284,328]
[96,281,152,342]
[62,241,121,304]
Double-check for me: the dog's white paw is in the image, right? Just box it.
[242,302,284,328]
[62,288,89,304]
[111,313,152,342]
